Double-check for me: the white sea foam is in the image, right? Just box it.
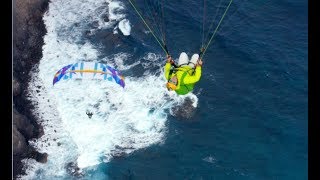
[107,0,125,21]
[104,0,132,36]
[114,52,140,71]
[118,18,131,36]
[106,0,132,36]
[19,0,198,179]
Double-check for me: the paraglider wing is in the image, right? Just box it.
[53,64,74,85]
[52,62,125,88]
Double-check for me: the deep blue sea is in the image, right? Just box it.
[25,0,308,179]
[93,0,308,179]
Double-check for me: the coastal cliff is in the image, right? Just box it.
[13,0,49,178]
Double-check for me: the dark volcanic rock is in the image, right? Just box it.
[171,97,197,120]
[13,107,35,139]
[13,125,28,156]
[13,0,50,178]
[13,0,49,82]
[66,162,84,177]
[13,77,21,96]
[34,152,48,163]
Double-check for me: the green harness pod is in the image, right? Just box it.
[168,68,196,95]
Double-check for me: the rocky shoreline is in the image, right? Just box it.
[13,0,49,178]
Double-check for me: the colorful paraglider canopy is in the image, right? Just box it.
[53,62,125,88]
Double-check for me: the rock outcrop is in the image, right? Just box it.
[12,125,28,156]
[13,0,49,178]
[171,97,198,120]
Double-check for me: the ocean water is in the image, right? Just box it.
[20,0,307,179]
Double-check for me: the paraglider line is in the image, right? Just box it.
[128,0,169,55]
[201,0,233,59]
